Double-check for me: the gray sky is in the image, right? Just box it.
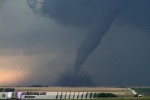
[0,0,150,86]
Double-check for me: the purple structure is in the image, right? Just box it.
[16,91,23,100]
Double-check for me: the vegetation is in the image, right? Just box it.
[134,94,139,97]
[4,88,15,92]
[132,88,150,93]
[132,88,150,96]
[29,85,44,87]
[95,93,117,98]
[86,98,149,100]
[0,88,4,92]
[18,97,150,100]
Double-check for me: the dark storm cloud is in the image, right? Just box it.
[27,0,150,86]
[28,0,150,74]
[28,0,129,74]
[87,27,150,86]
[0,0,86,86]
[28,0,129,29]
[1,0,150,86]
[114,0,150,34]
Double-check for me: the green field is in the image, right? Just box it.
[91,98,150,100]
[12,97,150,100]
[77,98,149,100]
[132,88,150,96]
[2,87,150,100]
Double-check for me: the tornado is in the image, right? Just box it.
[74,19,114,74]
[74,17,115,74]
[73,0,128,74]
[27,0,129,75]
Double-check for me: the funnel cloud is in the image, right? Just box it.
[1,0,150,86]
[27,0,150,86]
[27,0,129,74]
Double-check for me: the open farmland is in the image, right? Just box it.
[10,97,150,100]
[1,87,150,100]
[132,87,150,96]
[3,87,133,97]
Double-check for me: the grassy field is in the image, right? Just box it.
[2,87,143,100]
[10,97,150,100]
[132,88,150,96]
[76,98,149,100]
[0,87,134,99]
[2,87,150,100]
[75,98,150,100]
[92,97,150,100]
[10,87,133,97]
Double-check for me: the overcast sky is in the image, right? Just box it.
[0,0,150,86]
